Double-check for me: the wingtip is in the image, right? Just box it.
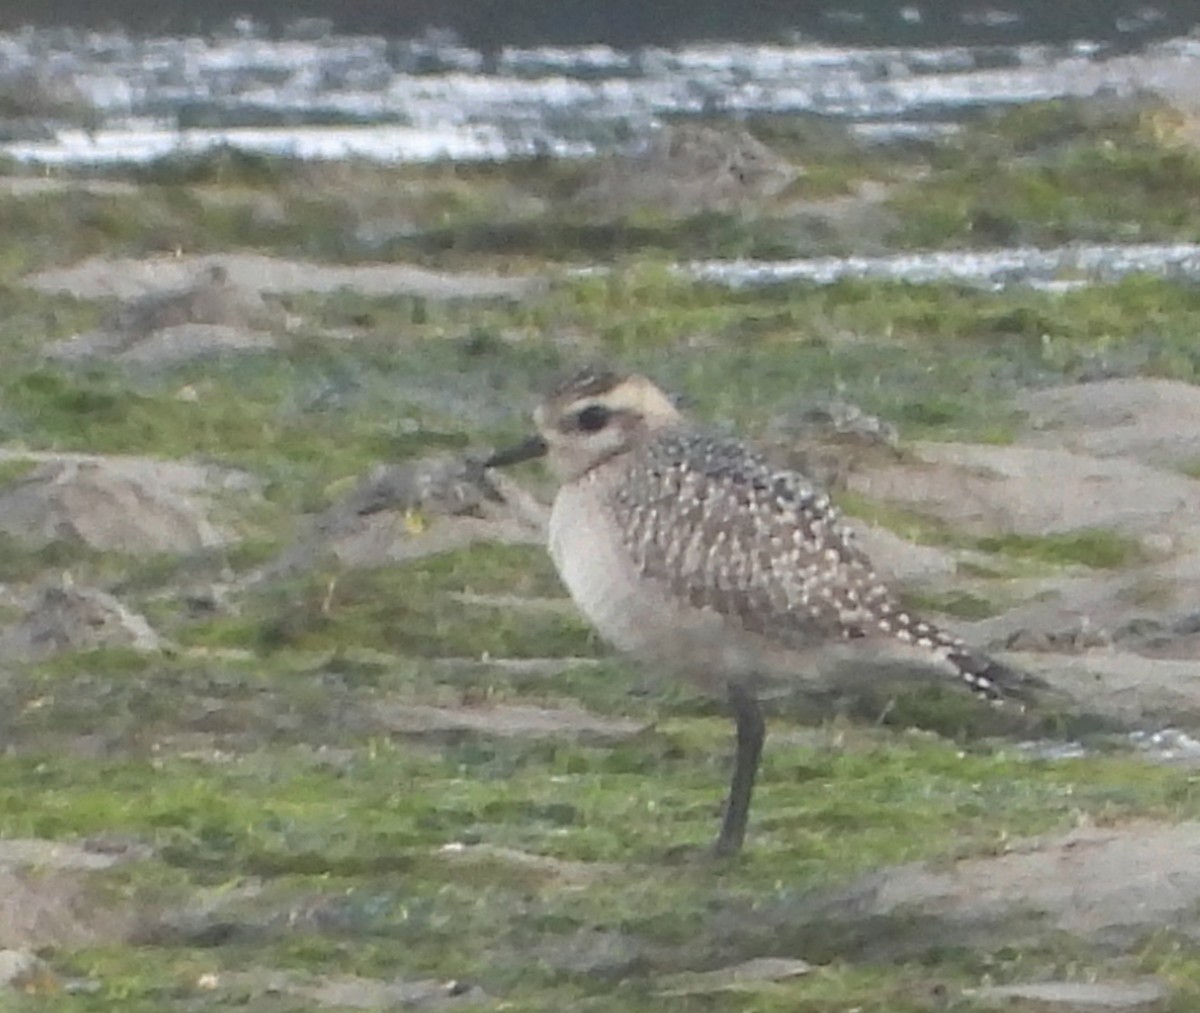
[949,649,1048,707]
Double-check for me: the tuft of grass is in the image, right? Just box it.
[974,529,1146,570]
[900,588,1008,621]
[839,492,1143,572]
[0,457,39,486]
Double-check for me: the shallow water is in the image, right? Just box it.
[1021,728,1200,764]
[5,24,1200,291]
[2,26,1199,166]
[679,241,1200,290]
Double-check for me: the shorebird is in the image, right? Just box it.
[486,368,1041,856]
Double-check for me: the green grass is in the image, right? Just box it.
[837,489,1144,572]
[975,529,1148,569]
[900,588,1009,621]
[9,97,1200,280]
[25,269,1190,506]
[2,694,1199,1010]
[178,546,592,658]
[889,98,1200,248]
[0,351,483,499]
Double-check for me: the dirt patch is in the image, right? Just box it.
[24,252,543,302]
[762,398,902,491]
[211,969,488,1009]
[0,176,137,197]
[53,322,278,367]
[572,123,798,217]
[375,702,645,745]
[774,822,1200,961]
[0,579,164,661]
[0,450,262,555]
[1013,652,1200,727]
[657,957,813,997]
[256,453,546,580]
[44,264,282,366]
[1016,378,1200,470]
[966,979,1168,1010]
[437,842,622,886]
[850,441,1200,539]
[963,548,1200,662]
[0,839,146,950]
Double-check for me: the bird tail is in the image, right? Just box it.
[942,644,1046,705]
[878,608,1045,705]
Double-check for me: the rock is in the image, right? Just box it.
[108,264,277,337]
[0,873,132,955]
[374,702,645,745]
[430,656,602,680]
[49,323,276,368]
[962,573,1130,652]
[0,177,138,198]
[763,399,901,490]
[0,949,49,990]
[152,319,266,365]
[780,822,1200,961]
[298,975,487,1010]
[24,253,541,302]
[0,838,145,950]
[966,979,1168,1010]
[256,453,545,580]
[1012,652,1200,727]
[1002,624,1114,654]
[437,843,621,885]
[45,264,280,366]
[658,957,813,996]
[0,579,165,661]
[572,124,798,217]
[0,450,261,555]
[849,442,1200,540]
[215,970,487,1010]
[338,455,505,520]
[532,927,646,977]
[1016,378,1200,470]
[996,608,1200,664]
[964,549,1200,661]
[0,837,134,871]
[1130,612,1200,660]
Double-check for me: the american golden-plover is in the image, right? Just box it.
[486,368,1041,856]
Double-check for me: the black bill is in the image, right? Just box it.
[484,434,548,469]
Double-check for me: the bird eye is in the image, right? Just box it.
[575,404,611,432]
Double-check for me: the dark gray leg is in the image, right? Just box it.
[713,682,765,857]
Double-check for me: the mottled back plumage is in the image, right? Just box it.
[609,429,877,645]
[602,427,1031,700]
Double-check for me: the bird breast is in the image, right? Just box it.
[548,475,770,690]
[548,478,650,654]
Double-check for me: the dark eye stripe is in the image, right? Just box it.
[576,404,611,432]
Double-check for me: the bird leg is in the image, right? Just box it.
[713,682,765,857]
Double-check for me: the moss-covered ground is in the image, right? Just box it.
[1,96,1199,1009]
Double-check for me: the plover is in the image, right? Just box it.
[486,367,1041,855]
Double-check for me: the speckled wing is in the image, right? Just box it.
[606,429,894,650]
